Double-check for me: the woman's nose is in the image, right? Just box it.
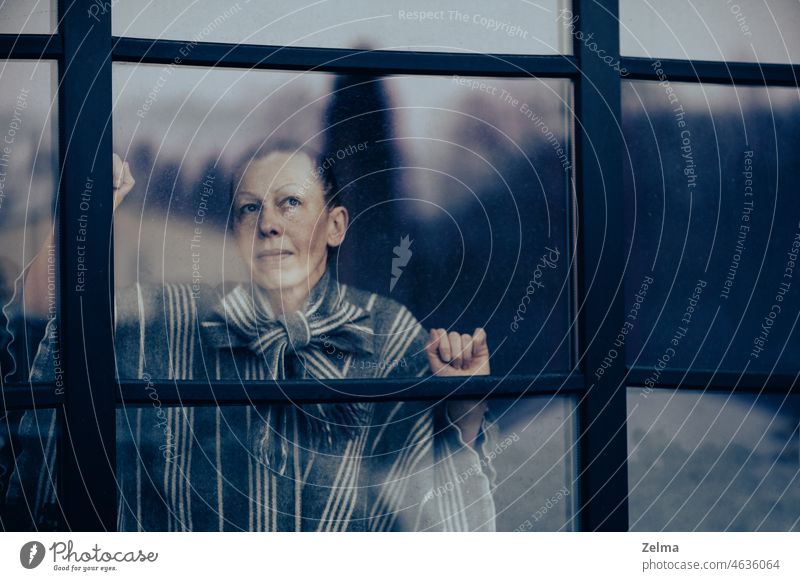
[257,206,282,238]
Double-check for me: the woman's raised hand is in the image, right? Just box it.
[425,327,490,377]
[112,153,135,210]
[425,328,491,446]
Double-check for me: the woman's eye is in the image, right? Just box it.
[240,203,260,214]
[285,196,301,208]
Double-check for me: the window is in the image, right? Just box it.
[619,1,800,531]
[112,0,573,55]
[112,66,573,376]
[623,82,800,372]
[628,390,799,530]
[0,0,55,35]
[0,55,59,530]
[620,0,800,65]
[1,0,797,532]
[0,59,58,384]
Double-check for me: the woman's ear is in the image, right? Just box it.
[326,205,349,248]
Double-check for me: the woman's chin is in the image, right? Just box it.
[251,265,305,291]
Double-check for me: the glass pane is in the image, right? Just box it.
[109,64,573,381]
[0,60,58,386]
[491,396,577,531]
[113,0,573,55]
[0,408,61,531]
[628,389,800,531]
[620,0,800,64]
[0,0,56,35]
[623,82,800,373]
[115,396,576,531]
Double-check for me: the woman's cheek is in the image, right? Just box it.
[284,206,301,222]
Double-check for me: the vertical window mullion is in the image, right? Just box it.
[573,0,629,531]
[57,0,116,530]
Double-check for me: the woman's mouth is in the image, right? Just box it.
[257,249,293,262]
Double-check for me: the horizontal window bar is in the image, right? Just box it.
[626,368,799,393]
[621,57,800,86]
[8,370,792,411]
[117,374,585,406]
[0,33,61,58]
[112,37,579,77]
[1,385,62,411]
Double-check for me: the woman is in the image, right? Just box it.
[5,146,496,531]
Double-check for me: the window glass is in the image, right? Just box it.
[113,0,573,55]
[114,395,576,531]
[620,0,800,64]
[0,408,60,531]
[0,0,55,35]
[628,389,799,531]
[0,60,58,385]
[491,396,577,531]
[111,65,573,379]
[623,81,800,373]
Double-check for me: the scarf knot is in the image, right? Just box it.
[279,311,312,350]
[206,268,375,377]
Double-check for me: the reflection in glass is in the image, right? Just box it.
[628,389,799,531]
[113,0,572,55]
[0,0,55,35]
[0,60,58,385]
[111,65,573,378]
[623,82,800,373]
[620,0,800,64]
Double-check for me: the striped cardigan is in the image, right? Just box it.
[6,267,497,531]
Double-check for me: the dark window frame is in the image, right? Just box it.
[1,0,797,532]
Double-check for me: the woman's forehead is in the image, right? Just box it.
[239,151,318,191]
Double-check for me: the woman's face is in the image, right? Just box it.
[232,151,347,292]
